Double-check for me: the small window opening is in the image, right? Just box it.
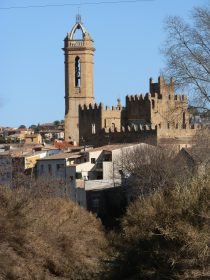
[91,158,96,164]
[75,56,81,87]
[111,123,115,132]
[183,112,186,128]
[48,164,52,175]
[40,164,44,174]
[92,123,96,134]
[152,100,155,109]
[76,172,82,179]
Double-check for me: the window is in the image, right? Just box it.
[40,164,44,174]
[111,123,115,131]
[92,123,96,134]
[48,164,52,175]
[91,158,96,164]
[104,154,112,161]
[76,172,82,179]
[75,56,81,87]
[56,164,64,171]
[152,99,155,109]
[183,112,186,128]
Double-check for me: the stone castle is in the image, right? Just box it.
[64,16,199,147]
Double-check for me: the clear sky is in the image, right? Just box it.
[0,0,207,128]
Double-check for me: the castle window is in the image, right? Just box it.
[75,56,81,87]
[152,100,155,109]
[111,123,115,131]
[92,123,96,134]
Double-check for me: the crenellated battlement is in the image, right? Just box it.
[126,93,149,102]
[102,124,156,134]
[79,102,103,111]
[158,122,203,130]
[150,75,175,98]
[79,102,123,113]
[76,73,200,147]
[126,88,188,103]
[104,105,123,111]
[174,94,188,101]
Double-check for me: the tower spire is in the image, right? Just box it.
[76,13,81,24]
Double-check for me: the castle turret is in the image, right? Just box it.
[63,15,95,142]
[149,75,175,98]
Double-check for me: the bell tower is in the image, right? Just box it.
[63,15,95,142]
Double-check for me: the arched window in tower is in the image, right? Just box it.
[182,112,186,128]
[75,56,81,87]
[152,100,155,109]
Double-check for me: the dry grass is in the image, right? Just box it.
[0,186,108,280]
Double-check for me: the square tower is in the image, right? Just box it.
[63,15,95,143]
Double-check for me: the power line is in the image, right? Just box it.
[0,0,154,10]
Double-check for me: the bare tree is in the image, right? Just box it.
[180,127,210,176]
[115,145,192,199]
[162,4,210,109]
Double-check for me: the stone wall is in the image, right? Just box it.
[79,125,157,147]
[125,94,151,124]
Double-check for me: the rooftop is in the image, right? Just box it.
[87,142,148,152]
[38,152,82,161]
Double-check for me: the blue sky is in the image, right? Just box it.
[0,0,207,127]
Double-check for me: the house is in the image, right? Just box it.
[0,144,62,186]
[40,130,64,142]
[24,133,42,145]
[36,142,155,212]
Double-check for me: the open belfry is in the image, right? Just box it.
[64,16,199,147]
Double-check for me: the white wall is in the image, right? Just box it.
[37,158,66,179]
